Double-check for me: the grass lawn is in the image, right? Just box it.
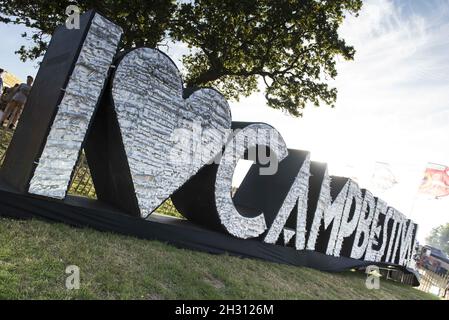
[0,216,438,300]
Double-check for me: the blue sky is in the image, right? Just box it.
[0,23,41,80]
[1,0,448,241]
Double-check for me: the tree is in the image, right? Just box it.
[0,0,175,60]
[426,223,449,256]
[0,0,362,116]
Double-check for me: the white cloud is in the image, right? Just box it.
[229,0,449,242]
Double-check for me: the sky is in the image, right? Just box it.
[0,0,448,243]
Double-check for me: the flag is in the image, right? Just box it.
[370,162,398,193]
[3,70,22,88]
[419,163,449,199]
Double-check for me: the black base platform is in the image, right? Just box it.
[0,183,419,286]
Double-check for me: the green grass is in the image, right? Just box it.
[0,217,438,300]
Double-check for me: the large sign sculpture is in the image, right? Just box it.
[0,10,418,280]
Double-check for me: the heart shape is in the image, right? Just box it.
[111,48,232,218]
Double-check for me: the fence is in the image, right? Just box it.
[0,129,183,218]
[378,268,416,286]
[378,267,449,298]
[377,267,422,289]
[417,268,449,299]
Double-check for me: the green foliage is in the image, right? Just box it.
[426,223,449,256]
[171,0,362,116]
[0,0,362,115]
[0,0,175,61]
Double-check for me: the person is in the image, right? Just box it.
[0,69,4,94]
[0,87,7,111]
[0,84,18,111]
[445,281,449,300]
[1,75,33,130]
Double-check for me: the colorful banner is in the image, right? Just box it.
[2,70,22,88]
[419,163,449,199]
